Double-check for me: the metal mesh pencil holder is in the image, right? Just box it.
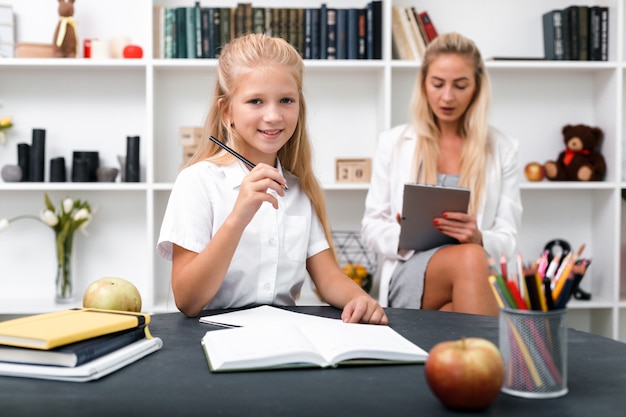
[499,308,568,399]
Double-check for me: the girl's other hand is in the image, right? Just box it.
[341,295,388,325]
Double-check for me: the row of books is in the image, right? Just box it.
[0,308,162,382]
[390,5,438,61]
[542,5,609,61]
[153,1,383,60]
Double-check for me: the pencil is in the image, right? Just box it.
[209,135,289,191]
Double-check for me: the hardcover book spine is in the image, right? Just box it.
[326,8,337,59]
[367,1,383,59]
[577,6,589,61]
[357,8,366,59]
[565,6,579,60]
[164,7,175,59]
[185,6,197,59]
[417,11,438,43]
[210,8,221,58]
[336,8,347,59]
[220,7,231,52]
[320,4,328,59]
[589,6,602,61]
[175,7,187,58]
[542,10,564,60]
[600,7,609,61]
[252,7,265,34]
[304,8,312,59]
[200,7,210,58]
[194,2,202,58]
[347,8,359,60]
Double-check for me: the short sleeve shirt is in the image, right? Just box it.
[157,160,329,310]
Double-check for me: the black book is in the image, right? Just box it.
[357,8,366,59]
[336,8,348,59]
[326,8,337,59]
[564,6,579,60]
[320,4,328,59]
[0,326,148,368]
[366,1,382,59]
[542,9,564,60]
[346,8,359,60]
[599,6,609,61]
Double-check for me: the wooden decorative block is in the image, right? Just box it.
[179,126,203,147]
[335,158,371,183]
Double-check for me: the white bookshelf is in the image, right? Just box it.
[1,0,625,342]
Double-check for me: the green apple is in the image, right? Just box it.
[83,277,142,312]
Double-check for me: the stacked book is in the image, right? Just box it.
[390,5,438,61]
[0,308,162,382]
[0,4,14,58]
[542,5,608,61]
[153,1,383,60]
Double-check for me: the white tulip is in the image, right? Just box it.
[40,210,59,227]
[73,208,90,222]
[62,198,74,214]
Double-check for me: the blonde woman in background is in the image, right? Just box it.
[362,32,522,316]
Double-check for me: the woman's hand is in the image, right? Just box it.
[434,211,483,245]
[230,163,286,226]
[341,295,388,325]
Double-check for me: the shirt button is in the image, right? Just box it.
[269,237,277,246]
[263,283,270,290]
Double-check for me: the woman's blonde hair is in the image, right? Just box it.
[187,33,335,254]
[410,32,491,214]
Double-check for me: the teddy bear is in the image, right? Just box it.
[52,0,78,58]
[544,124,606,181]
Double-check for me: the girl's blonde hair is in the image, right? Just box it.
[410,32,491,214]
[187,33,335,254]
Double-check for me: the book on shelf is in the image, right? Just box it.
[336,8,347,59]
[391,6,411,60]
[366,0,383,59]
[405,7,426,58]
[357,8,367,59]
[417,10,438,43]
[175,7,187,58]
[326,7,337,59]
[564,5,580,60]
[589,6,609,61]
[0,337,163,382]
[577,5,589,61]
[0,326,149,367]
[153,6,165,59]
[542,9,565,60]
[199,306,428,373]
[0,308,150,350]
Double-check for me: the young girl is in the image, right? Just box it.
[157,34,387,324]
[362,32,522,316]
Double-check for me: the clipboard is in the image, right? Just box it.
[398,183,470,252]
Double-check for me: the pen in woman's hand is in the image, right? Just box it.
[209,136,288,191]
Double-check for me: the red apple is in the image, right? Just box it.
[83,277,142,312]
[425,337,504,411]
[524,162,545,181]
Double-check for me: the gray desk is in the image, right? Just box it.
[1,306,625,416]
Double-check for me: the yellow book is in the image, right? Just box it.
[0,308,150,350]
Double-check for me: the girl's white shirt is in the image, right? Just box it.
[361,124,523,306]
[157,160,328,310]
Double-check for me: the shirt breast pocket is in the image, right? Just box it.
[283,216,308,263]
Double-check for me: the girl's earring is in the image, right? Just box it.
[230,122,235,128]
